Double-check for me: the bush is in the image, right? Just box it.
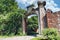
[43,28,59,40]
[31,28,60,40]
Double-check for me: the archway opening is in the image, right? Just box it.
[27,15,38,35]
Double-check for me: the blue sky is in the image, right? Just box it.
[16,0,60,12]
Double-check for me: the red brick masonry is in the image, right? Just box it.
[46,9,60,31]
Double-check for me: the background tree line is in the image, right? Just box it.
[0,0,38,36]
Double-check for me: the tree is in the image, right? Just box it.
[0,0,25,36]
[27,16,38,35]
[0,0,19,14]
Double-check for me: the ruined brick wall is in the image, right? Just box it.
[46,9,60,31]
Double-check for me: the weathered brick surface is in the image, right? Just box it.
[46,9,60,31]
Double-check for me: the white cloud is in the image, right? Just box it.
[45,0,60,12]
[16,0,60,12]
[16,0,36,7]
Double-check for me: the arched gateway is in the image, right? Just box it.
[22,1,46,35]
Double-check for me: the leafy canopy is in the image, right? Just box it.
[0,0,25,36]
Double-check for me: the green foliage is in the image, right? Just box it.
[0,0,18,14]
[27,16,38,35]
[0,12,23,36]
[43,28,59,40]
[31,28,60,40]
[0,0,25,36]
[56,35,60,40]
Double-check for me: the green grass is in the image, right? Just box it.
[31,37,40,40]
[0,36,10,38]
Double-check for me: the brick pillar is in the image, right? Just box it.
[37,1,46,35]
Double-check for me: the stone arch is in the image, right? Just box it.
[22,6,37,34]
[22,1,46,35]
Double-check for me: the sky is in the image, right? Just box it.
[16,0,60,12]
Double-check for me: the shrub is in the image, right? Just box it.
[43,28,59,40]
[31,28,60,40]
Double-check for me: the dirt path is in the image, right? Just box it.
[0,36,35,40]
